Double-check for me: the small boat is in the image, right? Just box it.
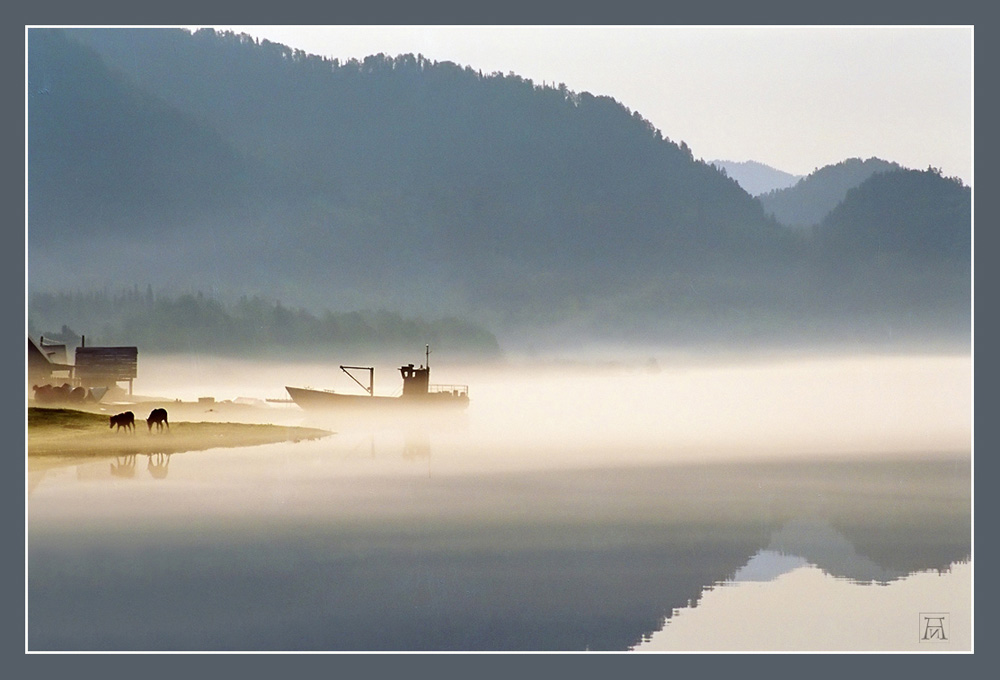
[285,345,469,413]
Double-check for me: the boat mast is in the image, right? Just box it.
[340,365,374,396]
[426,344,431,369]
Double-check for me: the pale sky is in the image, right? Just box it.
[207,25,973,185]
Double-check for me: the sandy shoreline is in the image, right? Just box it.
[27,407,332,458]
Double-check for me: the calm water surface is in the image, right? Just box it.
[27,353,972,651]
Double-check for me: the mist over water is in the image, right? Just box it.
[133,350,971,469]
[28,348,972,651]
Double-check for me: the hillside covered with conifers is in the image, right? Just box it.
[27,28,971,351]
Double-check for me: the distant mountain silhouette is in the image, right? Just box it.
[759,157,903,228]
[710,159,804,196]
[26,28,971,350]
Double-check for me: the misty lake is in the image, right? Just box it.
[27,352,972,652]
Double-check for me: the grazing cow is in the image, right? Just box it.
[146,408,169,432]
[109,411,135,432]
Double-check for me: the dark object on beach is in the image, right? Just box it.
[109,411,135,432]
[32,383,100,404]
[147,408,169,432]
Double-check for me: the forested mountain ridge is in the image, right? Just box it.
[32,28,787,321]
[63,26,779,261]
[816,168,971,262]
[26,27,971,350]
[805,168,971,340]
[758,157,904,229]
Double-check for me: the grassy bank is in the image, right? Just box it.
[28,407,331,457]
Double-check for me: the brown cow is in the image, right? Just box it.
[146,408,169,432]
[109,411,135,432]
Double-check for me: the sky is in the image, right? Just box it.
[207,25,973,185]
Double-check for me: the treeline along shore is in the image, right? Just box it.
[28,288,502,358]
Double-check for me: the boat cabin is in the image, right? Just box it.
[399,363,430,397]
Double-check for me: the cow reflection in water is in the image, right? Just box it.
[147,452,171,479]
[109,454,137,478]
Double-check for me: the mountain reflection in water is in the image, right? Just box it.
[28,447,969,651]
[636,560,971,652]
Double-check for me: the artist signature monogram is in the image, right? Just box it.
[919,613,949,642]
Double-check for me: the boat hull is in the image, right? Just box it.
[285,386,469,413]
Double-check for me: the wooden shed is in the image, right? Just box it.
[28,336,74,386]
[74,344,138,394]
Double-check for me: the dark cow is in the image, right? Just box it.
[147,408,169,432]
[109,411,135,432]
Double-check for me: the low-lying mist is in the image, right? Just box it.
[125,348,971,472]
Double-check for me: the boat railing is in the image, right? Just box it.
[429,384,469,397]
